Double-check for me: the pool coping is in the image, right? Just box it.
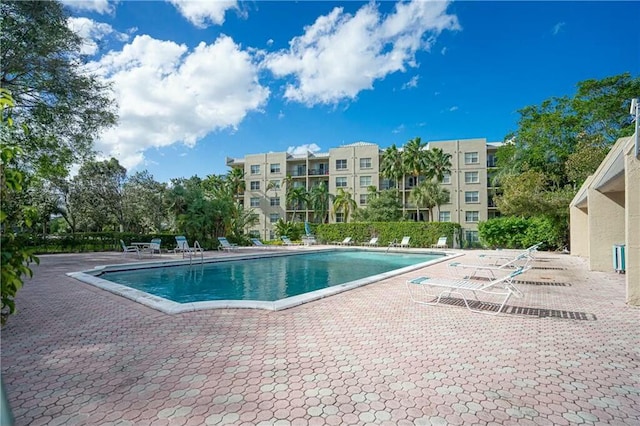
[67,248,462,314]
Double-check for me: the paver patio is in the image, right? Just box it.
[1,248,639,425]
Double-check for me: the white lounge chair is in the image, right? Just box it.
[478,243,542,264]
[141,238,162,257]
[406,267,530,315]
[218,237,239,252]
[281,236,300,246]
[388,236,410,250]
[337,237,353,246]
[120,239,140,258]
[363,237,379,247]
[431,236,448,249]
[448,252,532,280]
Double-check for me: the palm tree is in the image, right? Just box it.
[411,180,450,221]
[226,168,245,201]
[309,181,333,223]
[427,147,452,182]
[287,185,308,222]
[380,143,404,191]
[402,137,429,220]
[332,188,358,223]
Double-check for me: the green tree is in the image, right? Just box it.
[71,158,127,232]
[286,185,308,223]
[410,180,450,222]
[332,188,358,223]
[380,143,404,192]
[308,181,332,223]
[402,137,429,219]
[353,189,403,222]
[122,171,168,233]
[426,147,452,182]
[1,1,117,179]
[565,133,610,188]
[0,88,39,325]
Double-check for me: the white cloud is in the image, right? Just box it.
[87,34,270,170]
[61,0,116,15]
[168,0,239,28]
[392,124,405,134]
[67,17,129,55]
[263,0,459,106]
[402,75,419,90]
[448,106,459,112]
[552,22,565,35]
[287,143,321,155]
[441,46,447,55]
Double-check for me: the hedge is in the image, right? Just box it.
[314,222,462,248]
[478,216,565,250]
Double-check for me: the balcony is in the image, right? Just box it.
[308,169,329,176]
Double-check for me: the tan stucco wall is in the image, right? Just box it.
[587,188,625,272]
[569,206,589,257]
[625,145,640,305]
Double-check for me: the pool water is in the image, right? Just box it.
[99,250,442,303]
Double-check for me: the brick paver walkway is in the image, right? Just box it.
[1,249,639,425]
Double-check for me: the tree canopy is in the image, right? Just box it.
[0,0,117,178]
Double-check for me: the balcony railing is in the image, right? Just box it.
[308,169,329,176]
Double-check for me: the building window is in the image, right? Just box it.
[270,197,280,206]
[250,197,260,207]
[359,194,369,205]
[442,173,451,184]
[359,157,372,169]
[359,176,372,187]
[336,177,347,187]
[465,211,479,222]
[335,212,345,223]
[293,181,305,189]
[269,213,279,223]
[336,159,347,170]
[250,164,260,174]
[465,171,479,184]
[269,230,275,240]
[439,211,451,222]
[465,230,479,243]
[269,180,280,190]
[464,152,479,164]
[487,153,496,168]
[270,163,280,173]
[465,191,479,203]
[250,181,260,191]
[380,178,394,190]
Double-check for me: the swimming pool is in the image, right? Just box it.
[69,249,455,313]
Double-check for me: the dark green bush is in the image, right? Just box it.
[315,222,461,248]
[478,216,564,250]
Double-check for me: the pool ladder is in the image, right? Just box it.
[185,240,204,265]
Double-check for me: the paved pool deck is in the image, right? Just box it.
[1,248,639,425]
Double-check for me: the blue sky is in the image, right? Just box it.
[62,0,639,182]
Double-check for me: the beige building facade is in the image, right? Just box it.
[569,133,640,306]
[226,138,502,244]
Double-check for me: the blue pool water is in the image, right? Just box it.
[99,250,442,303]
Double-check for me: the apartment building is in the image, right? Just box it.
[226,138,502,242]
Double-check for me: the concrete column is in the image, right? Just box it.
[625,147,640,305]
[587,188,625,272]
[569,205,589,257]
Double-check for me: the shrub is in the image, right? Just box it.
[478,216,564,250]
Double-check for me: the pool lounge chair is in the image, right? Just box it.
[406,267,530,315]
[363,237,379,247]
[281,236,301,246]
[141,238,162,257]
[478,242,542,265]
[336,237,353,246]
[251,238,269,249]
[431,236,448,249]
[388,236,410,250]
[448,252,532,280]
[120,240,140,258]
[218,237,239,252]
